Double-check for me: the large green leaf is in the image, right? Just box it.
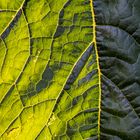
[0,0,140,140]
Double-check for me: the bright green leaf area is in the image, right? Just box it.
[0,0,99,139]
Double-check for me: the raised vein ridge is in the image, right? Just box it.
[89,0,102,139]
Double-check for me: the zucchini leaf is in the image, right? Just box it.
[0,0,140,140]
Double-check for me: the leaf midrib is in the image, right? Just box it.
[90,0,102,139]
